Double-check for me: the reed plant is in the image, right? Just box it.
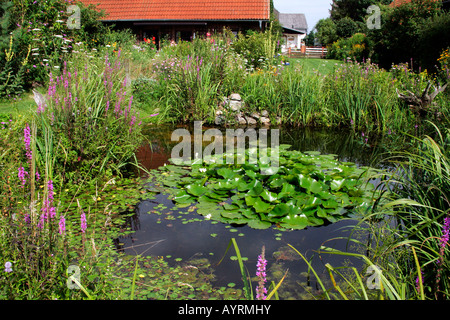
[323,59,408,133]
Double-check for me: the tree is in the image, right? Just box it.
[369,0,443,70]
[335,16,360,38]
[315,18,338,47]
[305,31,316,46]
[330,0,392,22]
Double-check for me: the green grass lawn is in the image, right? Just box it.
[289,58,342,75]
[0,92,35,117]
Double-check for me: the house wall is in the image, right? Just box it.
[105,20,268,47]
[281,33,306,52]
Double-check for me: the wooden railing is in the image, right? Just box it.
[286,46,328,58]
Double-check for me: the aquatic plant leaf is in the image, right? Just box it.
[173,191,194,204]
[247,219,271,230]
[185,184,208,196]
[253,198,273,213]
[330,179,346,191]
[268,203,290,218]
[297,174,323,194]
[217,167,236,179]
[280,213,309,230]
[247,179,264,196]
[277,183,296,198]
[260,189,278,202]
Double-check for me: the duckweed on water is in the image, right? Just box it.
[144,145,384,230]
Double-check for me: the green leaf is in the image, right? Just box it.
[247,219,271,229]
[260,189,278,202]
[185,184,208,196]
[268,203,290,219]
[247,179,264,196]
[253,198,272,213]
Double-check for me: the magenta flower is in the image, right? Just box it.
[18,167,28,186]
[439,216,450,250]
[256,246,267,300]
[59,215,66,235]
[81,211,87,233]
[24,124,32,160]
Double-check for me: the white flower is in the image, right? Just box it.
[205,214,212,220]
[199,168,206,173]
[4,261,12,273]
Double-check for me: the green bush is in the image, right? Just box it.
[230,25,281,71]
[0,0,109,95]
[328,33,371,62]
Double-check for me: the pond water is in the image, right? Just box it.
[118,123,387,299]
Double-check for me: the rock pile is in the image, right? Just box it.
[214,93,275,127]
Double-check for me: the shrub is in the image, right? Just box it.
[328,33,371,62]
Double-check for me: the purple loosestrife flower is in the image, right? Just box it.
[18,167,28,186]
[59,215,66,235]
[415,270,424,294]
[81,211,87,233]
[438,216,450,265]
[440,216,450,249]
[256,246,268,300]
[24,124,32,160]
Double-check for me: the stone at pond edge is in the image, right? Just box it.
[229,93,242,101]
[236,114,247,125]
[245,116,257,125]
[215,115,225,125]
[260,117,270,125]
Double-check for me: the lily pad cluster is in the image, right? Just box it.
[155,145,380,230]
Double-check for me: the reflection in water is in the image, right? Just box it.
[120,124,384,299]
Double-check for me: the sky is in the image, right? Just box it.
[273,0,334,33]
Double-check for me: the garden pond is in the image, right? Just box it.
[117,123,390,299]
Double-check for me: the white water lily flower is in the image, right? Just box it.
[205,214,212,220]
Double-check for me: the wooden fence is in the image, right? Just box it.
[286,46,328,59]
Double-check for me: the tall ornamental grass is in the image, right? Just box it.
[387,123,450,299]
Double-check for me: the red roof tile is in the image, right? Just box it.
[78,0,270,21]
[389,0,439,7]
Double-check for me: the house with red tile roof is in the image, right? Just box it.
[389,0,449,8]
[77,0,271,44]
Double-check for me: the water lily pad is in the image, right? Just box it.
[247,219,271,230]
